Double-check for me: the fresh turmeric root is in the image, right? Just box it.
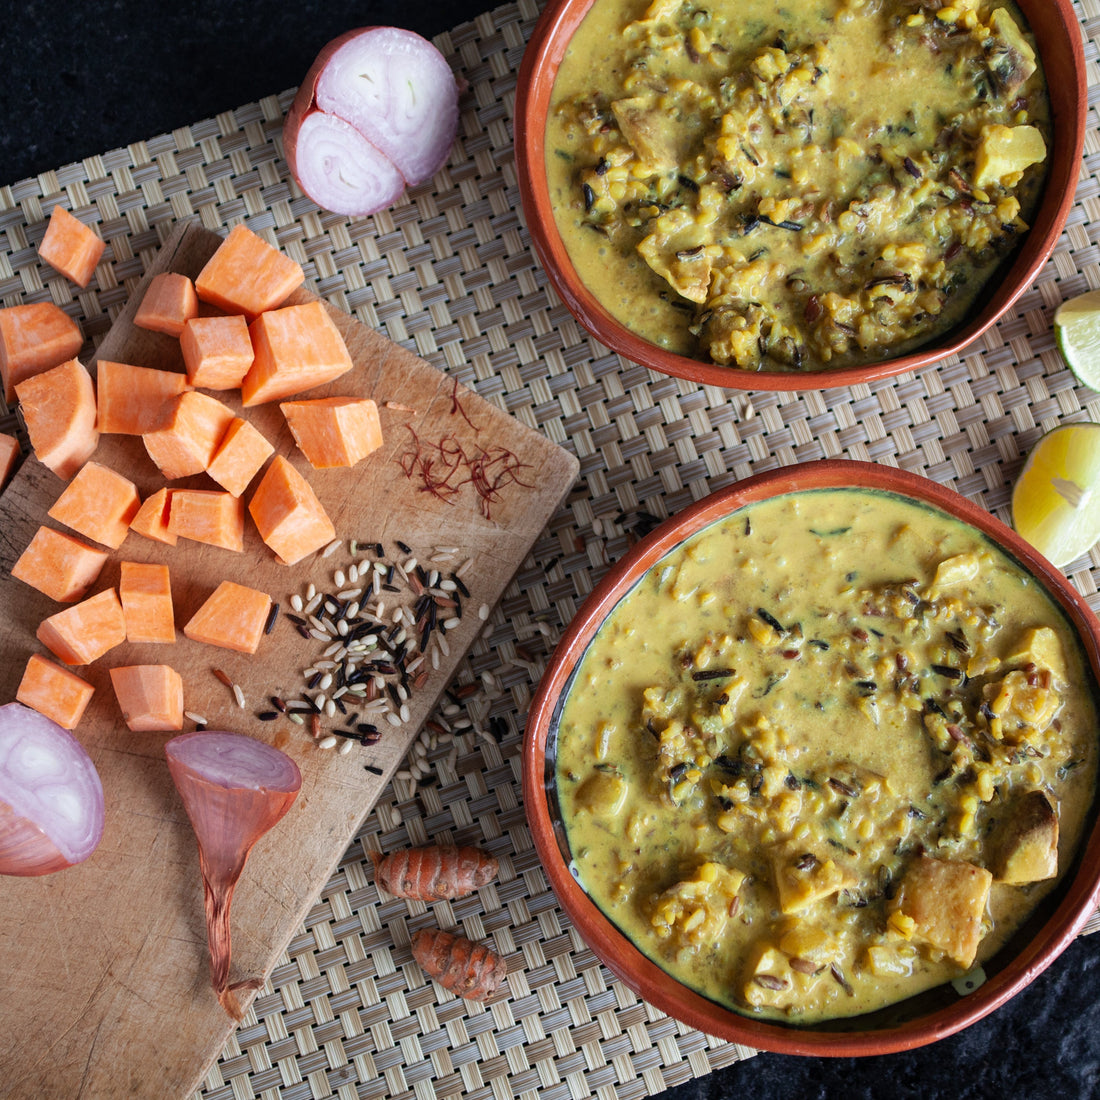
[371,844,498,900]
[411,928,507,1002]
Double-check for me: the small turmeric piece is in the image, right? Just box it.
[371,844,498,901]
[411,928,507,1002]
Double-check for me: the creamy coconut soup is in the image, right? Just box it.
[546,0,1050,372]
[553,489,1098,1023]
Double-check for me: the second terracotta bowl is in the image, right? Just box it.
[523,460,1100,1055]
[514,0,1086,391]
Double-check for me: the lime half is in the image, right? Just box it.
[1055,290,1100,391]
[1012,422,1100,568]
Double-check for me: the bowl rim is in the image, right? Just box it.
[522,459,1100,1055]
[513,0,1087,392]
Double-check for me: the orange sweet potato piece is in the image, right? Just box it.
[0,302,84,404]
[248,455,336,564]
[183,580,272,654]
[96,360,193,435]
[11,526,110,603]
[134,272,199,337]
[38,206,106,288]
[241,300,353,406]
[109,665,184,731]
[0,431,20,490]
[17,653,95,730]
[47,460,140,549]
[280,396,383,469]
[37,588,127,666]
[119,561,175,644]
[180,314,254,389]
[167,489,245,552]
[143,390,235,479]
[207,417,274,497]
[130,487,177,545]
[15,358,99,479]
[194,224,303,320]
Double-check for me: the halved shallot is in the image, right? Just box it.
[165,730,302,1020]
[0,701,104,876]
[284,26,461,217]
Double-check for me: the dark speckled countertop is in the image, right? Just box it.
[3,0,1100,1096]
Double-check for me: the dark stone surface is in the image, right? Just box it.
[4,1,1100,1096]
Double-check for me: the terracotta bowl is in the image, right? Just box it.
[514,0,1086,392]
[523,460,1100,1055]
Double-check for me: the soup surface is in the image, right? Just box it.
[546,0,1050,372]
[553,489,1098,1023]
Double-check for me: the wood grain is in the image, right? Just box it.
[0,221,579,1099]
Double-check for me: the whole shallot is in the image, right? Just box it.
[165,731,301,1020]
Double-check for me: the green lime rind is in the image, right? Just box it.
[1011,421,1100,568]
[1054,290,1100,392]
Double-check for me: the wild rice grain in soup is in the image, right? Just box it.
[553,490,1098,1022]
[546,0,1050,372]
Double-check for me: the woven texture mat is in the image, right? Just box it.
[4,1,1100,1097]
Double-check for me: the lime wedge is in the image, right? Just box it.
[1011,422,1100,568]
[1055,290,1100,391]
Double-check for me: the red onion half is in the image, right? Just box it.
[284,26,461,217]
[166,731,301,1019]
[0,701,104,876]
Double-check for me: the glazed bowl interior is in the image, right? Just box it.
[522,460,1100,1056]
[514,0,1086,392]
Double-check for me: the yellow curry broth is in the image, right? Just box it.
[546,0,1050,371]
[554,490,1098,1022]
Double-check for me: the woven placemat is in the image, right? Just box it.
[3,1,1100,1097]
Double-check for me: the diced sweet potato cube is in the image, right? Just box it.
[248,454,336,564]
[38,206,106,288]
[194,223,303,320]
[142,390,235,479]
[119,561,176,644]
[167,489,245,551]
[0,301,84,404]
[183,580,272,654]
[0,431,20,490]
[15,358,99,480]
[773,851,858,915]
[17,653,95,729]
[180,314,254,389]
[11,525,110,603]
[207,417,274,497]
[37,588,127,666]
[888,856,992,968]
[280,396,383,468]
[990,790,1059,885]
[241,300,353,406]
[96,360,193,435]
[130,487,177,545]
[47,460,140,550]
[133,272,199,337]
[109,665,184,732]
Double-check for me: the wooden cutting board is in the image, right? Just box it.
[0,221,579,1099]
